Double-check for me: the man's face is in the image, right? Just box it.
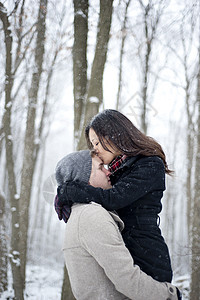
[89,156,112,190]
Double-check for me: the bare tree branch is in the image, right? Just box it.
[116,0,131,110]
[9,0,21,16]
[13,27,36,75]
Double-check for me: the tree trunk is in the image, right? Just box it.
[190,47,200,300]
[137,0,164,134]
[61,1,89,297]
[61,266,75,300]
[0,193,7,294]
[0,3,24,299]
[19,0,48,289]
[139,2,151,134]
[141,13,149,134]
[73,0,88,148]
[77,0,114,150]
[186,123,194,241]
[62,0,114,297]
[182,36,195,243]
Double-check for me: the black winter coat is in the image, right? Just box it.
[59,155,173,282]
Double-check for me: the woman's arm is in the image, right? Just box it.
[57,157,166,211]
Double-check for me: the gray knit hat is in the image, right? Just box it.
[55,150,92,186]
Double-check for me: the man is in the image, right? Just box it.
[55,150,180,300]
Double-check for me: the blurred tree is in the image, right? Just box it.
[61,266,75,300]
[190,23,200,299]
[164,2,196,247]
[75,0,114,150]
[0,1,24,297]
[0,193,7,295]
[114,0,169,134]
[116,0,132,110]
[164,3,200,296]
[60,1,90,298]
[133,0,167,134]
[61,0,114,298]
[19,0,48,288]
[0,0,62,298]
[73,0,88,149]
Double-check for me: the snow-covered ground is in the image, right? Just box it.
[25,265,63,300]
[172,275,190,300]
[1,263,190,299]
[1,264,63,300]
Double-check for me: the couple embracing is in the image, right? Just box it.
[54,109,182,300]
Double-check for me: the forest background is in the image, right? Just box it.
[0,0,200,299]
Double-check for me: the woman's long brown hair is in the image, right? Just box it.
[85,109,173,175]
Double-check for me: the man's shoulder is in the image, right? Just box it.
[72,203,114,228]
[73,202,110,219]
[71,203,124,233]
[65,204,108,241]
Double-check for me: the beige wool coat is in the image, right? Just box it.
[63,202,178,300]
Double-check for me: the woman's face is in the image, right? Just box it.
[89,128,120,164]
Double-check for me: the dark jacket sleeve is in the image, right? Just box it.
[58,157,166,211]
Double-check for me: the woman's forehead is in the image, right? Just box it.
[89,128,98,141]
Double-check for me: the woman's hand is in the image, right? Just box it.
[54,180,93,222]
[54,193,71,223]
[54,182,73,222]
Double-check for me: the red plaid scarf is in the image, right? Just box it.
[108,154,127,174]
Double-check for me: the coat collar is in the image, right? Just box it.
[117,154,143,170]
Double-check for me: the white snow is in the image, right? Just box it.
[1,264,63,300]
[11,258,20,267]
[1,264,190,299]
[173,274,190,300]
[75,9,87,18]
[89,96,100,103]
[6,101,12,108]
[7,135,13,140]
[34,138,41,145]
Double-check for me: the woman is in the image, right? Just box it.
[57,109,173,283]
